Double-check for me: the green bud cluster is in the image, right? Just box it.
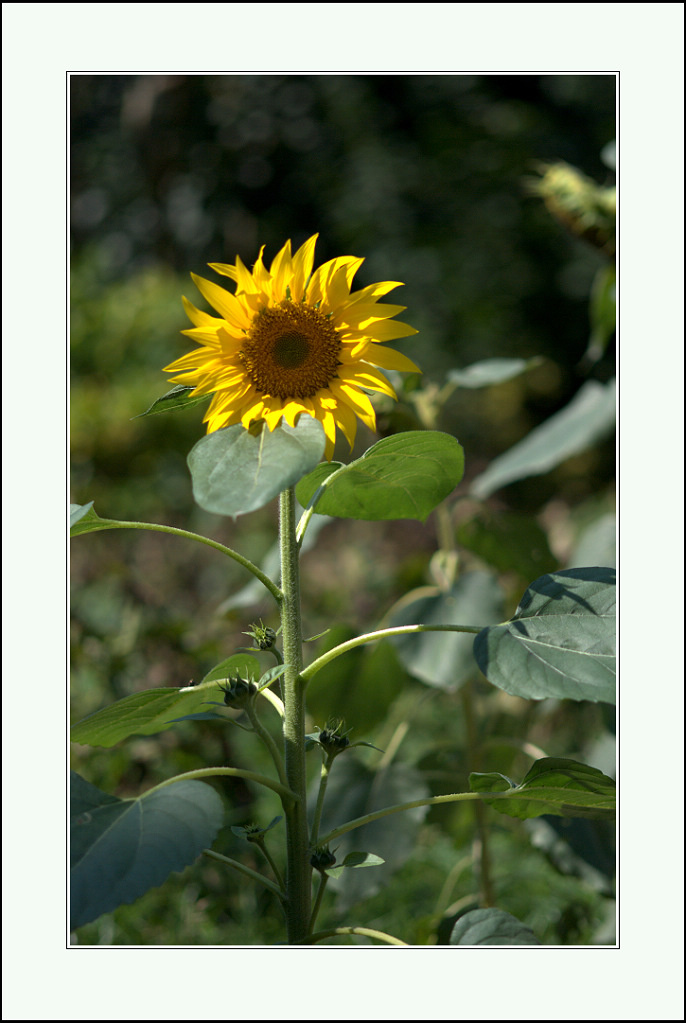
[243,619,278,650]
[217,676,257,708]
[310,845,337,872]
[317,718,351,755]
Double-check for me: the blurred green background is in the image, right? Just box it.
[70,74,615,945]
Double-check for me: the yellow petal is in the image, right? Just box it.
[182,295,225,328]
[191,274,251,330]
[346,319,419,343]
[338,363,397,399]
[329,380,377,432]
[347,280,403,304]
[269,239,293,302]
[359,343,422,374]
[334,302,407,330]
[207,262,239,283]
[332,400,358,449]
[290,234,318,302]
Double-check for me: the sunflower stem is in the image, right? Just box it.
[279,487,312,943]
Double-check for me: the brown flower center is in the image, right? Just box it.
[240,301,341,399]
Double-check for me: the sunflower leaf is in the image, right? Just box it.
[450,908,541,945]
[473,568,616,703]
[470,757,616,821]
[134,384,211,418]
[295,431,464,521]
[70,772,224,928]
[188,418,326,518]
[71,687,215,747]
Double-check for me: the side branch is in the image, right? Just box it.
[75,519,283,604]
[317,791,484,845]
[144,766,299,806]
[300,623,484,684]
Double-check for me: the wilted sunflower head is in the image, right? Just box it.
[164,234,420,459]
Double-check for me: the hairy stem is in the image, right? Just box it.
[279,488,312,942]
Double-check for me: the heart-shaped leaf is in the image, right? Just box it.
[473,568,616,703]
[296,431,464,521]
[70,772,224,928]
[188,417,326,517]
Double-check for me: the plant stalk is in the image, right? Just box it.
[279,487,312,942]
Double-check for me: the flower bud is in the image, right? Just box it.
[217,676,257,708]
[310,845,337,872]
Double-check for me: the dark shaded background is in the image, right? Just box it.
[71,74,615,515]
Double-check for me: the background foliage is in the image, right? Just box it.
[70,74,616,945]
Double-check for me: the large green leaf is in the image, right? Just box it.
[473,568,616,703]
[295,431,464,521]
[450,908,541,945]
[470,757,616,820]
[447,357,542,389]
[70,654,261,747]
[70,772,224,928]
[71,688,212,746]
[389,572,504,689]
[470,378,616,499]
[188,417,326,518]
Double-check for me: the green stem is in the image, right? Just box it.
[203,848,283,898]
[300,623,484,685]
[78,520,283,603]
[310,754,334,846]
[145,766,298,805]
[253,838,286,891]
[461,682,495,908]
[300,927,408,946]
[309,873,329,932]
[318,791,484,845]
[245,704,289,791]
[279,488,312,943]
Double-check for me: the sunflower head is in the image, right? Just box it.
[164,235,420,459]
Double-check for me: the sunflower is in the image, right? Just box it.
[164,234,419,459]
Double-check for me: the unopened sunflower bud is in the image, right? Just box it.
[244,620,278,650]
[318,718,351,754]
[310,846,337,872]
[217,676,257,708]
